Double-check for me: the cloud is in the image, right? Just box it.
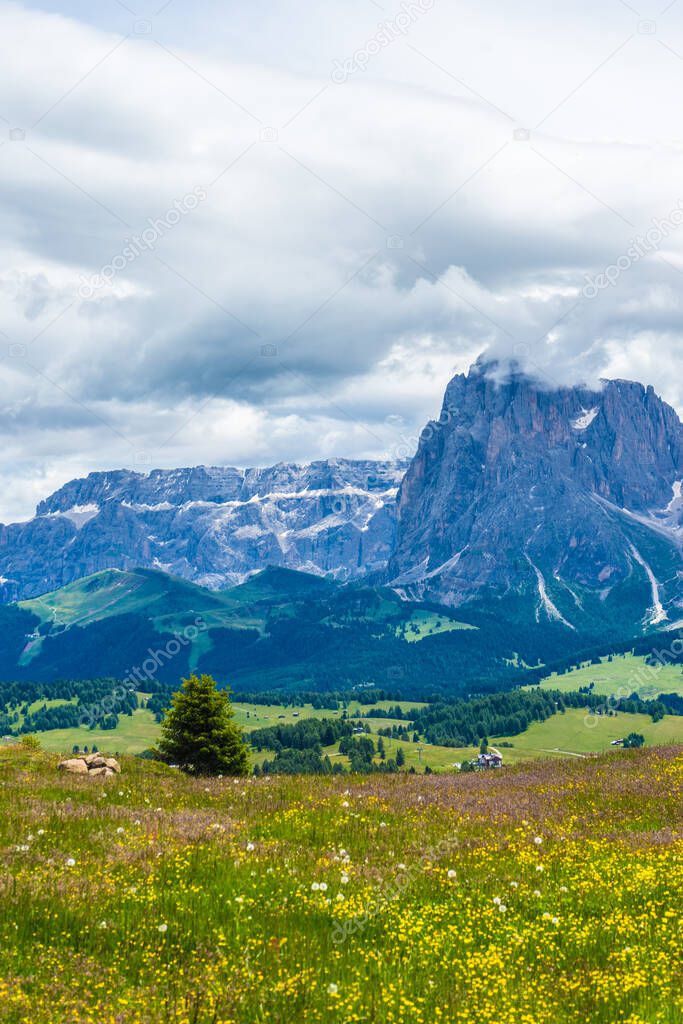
[1,0,683,520]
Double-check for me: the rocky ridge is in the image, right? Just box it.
[2,359,683,635]
[388,359,683,630]
[0,460,404,602]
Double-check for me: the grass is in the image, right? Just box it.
[26,700,428,757]
[231,699,427,729]
[0,743,680,1023]
[445,707,683,766]
[33,708,162,755]
[396,609,476,642]
[17,699,683,772]
[536,652,683,699]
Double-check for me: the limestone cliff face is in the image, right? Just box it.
[2,360,682,635]
[0,460,404,601]
[388,360,683,630]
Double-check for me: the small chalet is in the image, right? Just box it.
[477,751,503,769]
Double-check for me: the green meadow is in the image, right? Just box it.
[0,743,680,1024]
[22,700,683,772]
[536,652,683,699]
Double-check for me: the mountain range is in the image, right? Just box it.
[2,358,682,643]
[0,460,404,602]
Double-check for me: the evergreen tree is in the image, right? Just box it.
[158,674,249,776]
[396,746,405,767]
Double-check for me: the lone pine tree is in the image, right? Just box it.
[158,674,249,776]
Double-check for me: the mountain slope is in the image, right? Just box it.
[2,359,682,640]
[0,460,404,602]
[0,566,579,695]
[388,359,683,633]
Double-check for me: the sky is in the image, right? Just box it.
[2,0,683,521]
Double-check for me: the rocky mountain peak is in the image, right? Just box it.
[0,459,406,602]
[389,360,683,630]
[1,359,681,637]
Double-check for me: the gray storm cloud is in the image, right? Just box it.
[1,0,683,521]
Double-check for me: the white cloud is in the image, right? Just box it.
[1,0,683,520]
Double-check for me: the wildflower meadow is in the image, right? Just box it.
[0,743,681,1023]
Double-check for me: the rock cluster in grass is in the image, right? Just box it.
[58,753,121,777]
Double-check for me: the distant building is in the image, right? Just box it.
[476,751,503,769]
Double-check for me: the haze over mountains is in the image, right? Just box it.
[2,358,682,637]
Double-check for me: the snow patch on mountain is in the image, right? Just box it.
[56,504,100,528]
[572,407,599,430]
[526,557,575,629]
[628,544,668,626]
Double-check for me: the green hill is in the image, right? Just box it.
[4,566,681,702]
[0,567,524,696]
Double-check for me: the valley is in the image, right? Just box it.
[13,696,682,771]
